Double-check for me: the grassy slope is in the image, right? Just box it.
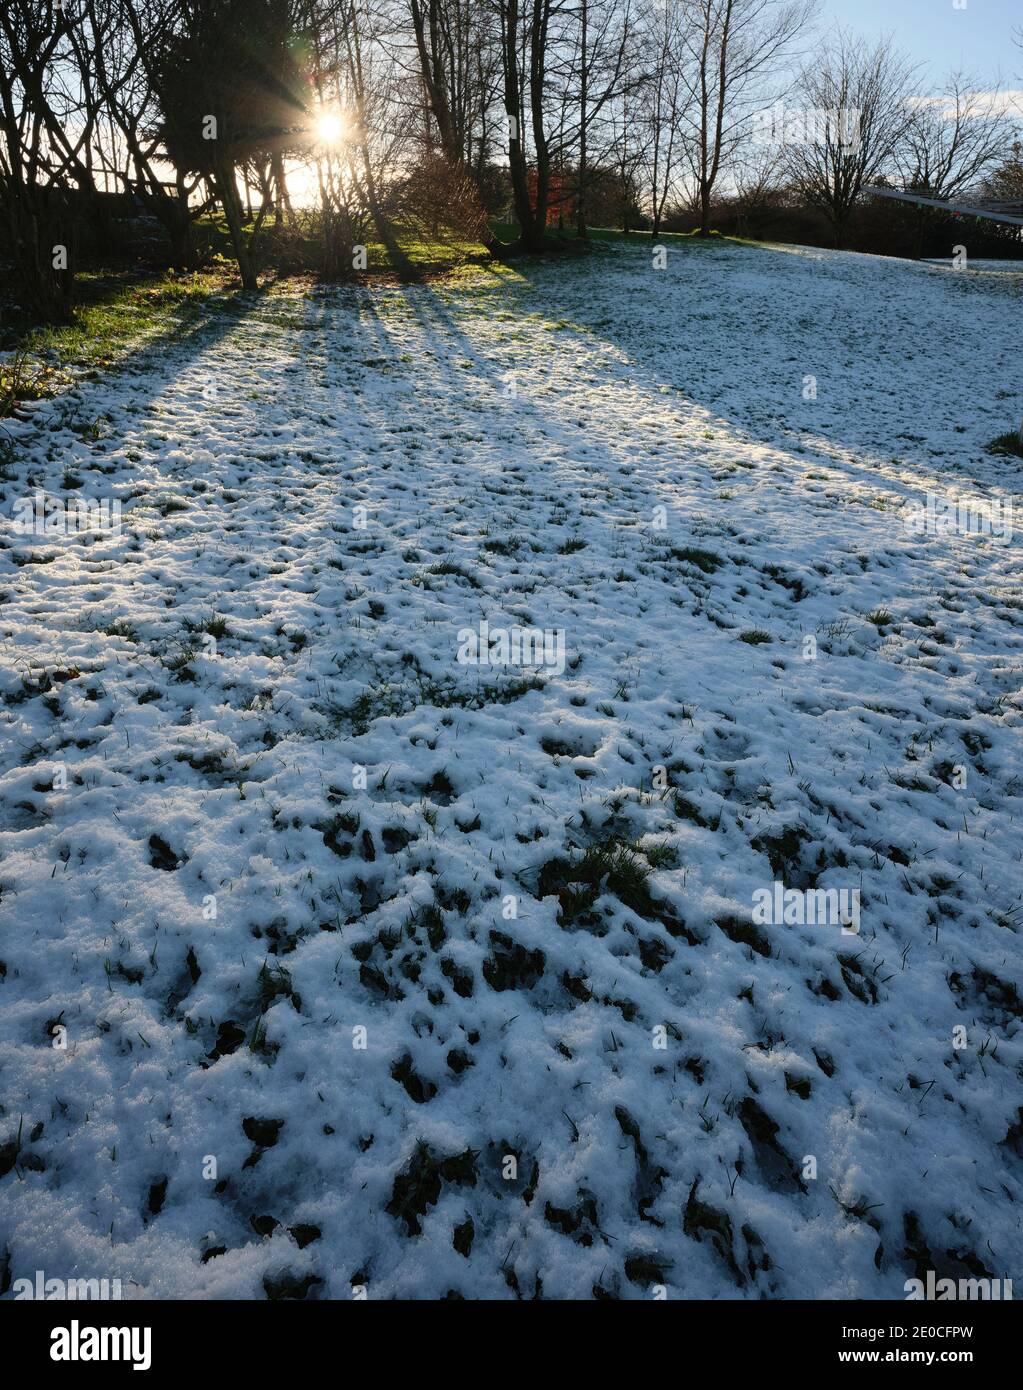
[1,221,494,390]
[1,223,764,421]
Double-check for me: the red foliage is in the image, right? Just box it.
[526,169,573,225]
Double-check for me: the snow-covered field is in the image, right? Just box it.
[1,239,1022,1300]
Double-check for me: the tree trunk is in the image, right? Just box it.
[5,194,76,323]
[215,159,257,291]
[576,0,588,238]
[504,0,537,249]
[698,181,712,236]
[271,153,285,229]
[167,211,198,271]
[526,0,552,250]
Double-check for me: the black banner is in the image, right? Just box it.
[3,1297,1016,1374]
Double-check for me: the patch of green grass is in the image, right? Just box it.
[328,672,544,736]
[157,497,189,517]
[186,614,231,640]
[643,841,676,870]
[482,537,520,556]
[538,837,666,926]
[102,618,140,642]
[421,560,482,589]
[492,222,764,251]
[367,228,490,279]
[256,960,298,1013]
[739,629,773,645]
[670,546,723,574]
[985,431,1023,459]
[0,351,57,417]
[2,267,236,384]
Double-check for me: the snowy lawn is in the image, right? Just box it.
[1,239,1022,1300]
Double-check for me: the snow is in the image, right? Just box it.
[1,238,1021,1300]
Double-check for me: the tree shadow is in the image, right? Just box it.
[452,236,1023,498]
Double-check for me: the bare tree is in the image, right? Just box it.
[82,0,221,270]
[784,29,916,248]
[639,0,688,238]
[555,0,637,237]
[680,0,815,237]
[981,140,1023,203]
[497,0,560,250]
[606,76,646,230]
[730,139,784,234]
[404,0,507,246]
[892,75,1015,258]
[408,0,501,169]
[0,2,91,319]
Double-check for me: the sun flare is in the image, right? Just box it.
[316,112,344,144]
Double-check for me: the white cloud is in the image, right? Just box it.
[907,90,1023,117]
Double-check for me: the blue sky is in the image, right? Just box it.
[819,0,1021,86]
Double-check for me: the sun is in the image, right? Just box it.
[316,112,344,144]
